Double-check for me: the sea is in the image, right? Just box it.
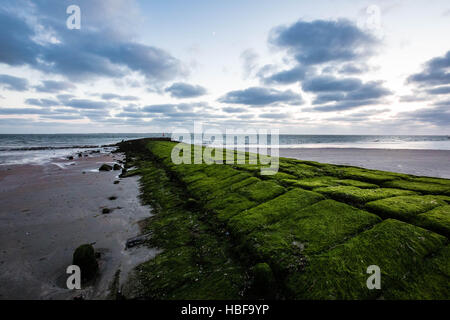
[0,134,449,166]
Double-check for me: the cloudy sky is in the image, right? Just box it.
[0,0,449,134]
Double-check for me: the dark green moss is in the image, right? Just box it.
[285,219,447,299]
[119,139,450,300]
[314,186,416,206]
[414,205,450,237]
[365,195,448,221]
[228,188,325,235]
[383,179,450,195]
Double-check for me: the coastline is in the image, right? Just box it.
[0,149,157,299]
[1,138,449,299]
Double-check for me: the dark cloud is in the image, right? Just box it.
[407,51,450,86]
[219,87,303,106]
[222,107,247,113]
[165,82,207,98]
[426,86,450,95]
[0,74,29,91]
[269,19,378,66]
[303,76,362,92]
[25,98,60,107]
[259,113,289,119]
[339,63,370,75]
[0,107,50,115]
[398,105,450,126]
[0,8,39,66]
[261,66,306,85]
[65,99,113,110]
[304,75,391,111]
[34,80,75,93]
[100,93,138,101]
[142,104,177,113]
[0,1,184,84]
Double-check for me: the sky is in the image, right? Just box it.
[0,0,449,134]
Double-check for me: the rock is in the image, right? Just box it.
[78,153,82,158]
[113,164,122,171]
[185,198,199,210]
[67,156,74,160]
[125,233,151,249]
[251,263,276,297]
[113,180,120,185]
[108,196,117,201]
[102,208,111,214]
[72,244,98,281]
[99,164,113,171]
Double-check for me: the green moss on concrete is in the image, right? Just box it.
[238,180,285,202]
[243,200,381,273]
[414,205,450,237]
[118,139,450,300]
[383,244,450,299]
[383,179,450,195]
[204,193,257,222]
[314,186,416,206]
[334,179,378,189]
[285,219,447,299]
[366,195,448,221]
[228,188,325,235]
[281,177,337,190]
[327,166,400,184]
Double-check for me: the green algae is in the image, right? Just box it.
[285,219,447,299]
[118,139,450,300]
[366,195,448,221]
[383,179,450,195]
[242,200,381,274]
[415,205,450,237]
[228,188,325,235]
[314,186,416,206]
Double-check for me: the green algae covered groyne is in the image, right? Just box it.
[119,138,450,299]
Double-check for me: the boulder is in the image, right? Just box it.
[72,244,98,281]
[113,164,122,171]
[251,263,276,298]
[99,164,113,171]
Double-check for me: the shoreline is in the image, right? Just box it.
[0,149,157,300]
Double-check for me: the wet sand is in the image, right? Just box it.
[278,148,450,179]
[0,151,158,300]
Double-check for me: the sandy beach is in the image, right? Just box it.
[279,148,450,179]
[0,151,157,300]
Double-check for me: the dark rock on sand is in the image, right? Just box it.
[67,156,74,160]
[185,198,199,210]
[72,244,98,281]
[113,180,120,185]
[99,164,113,171]
[251,263,276,297]
[108,196,117,201]
[125,233,151,249]
[113,164,122,171]
[102,208,111,214]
